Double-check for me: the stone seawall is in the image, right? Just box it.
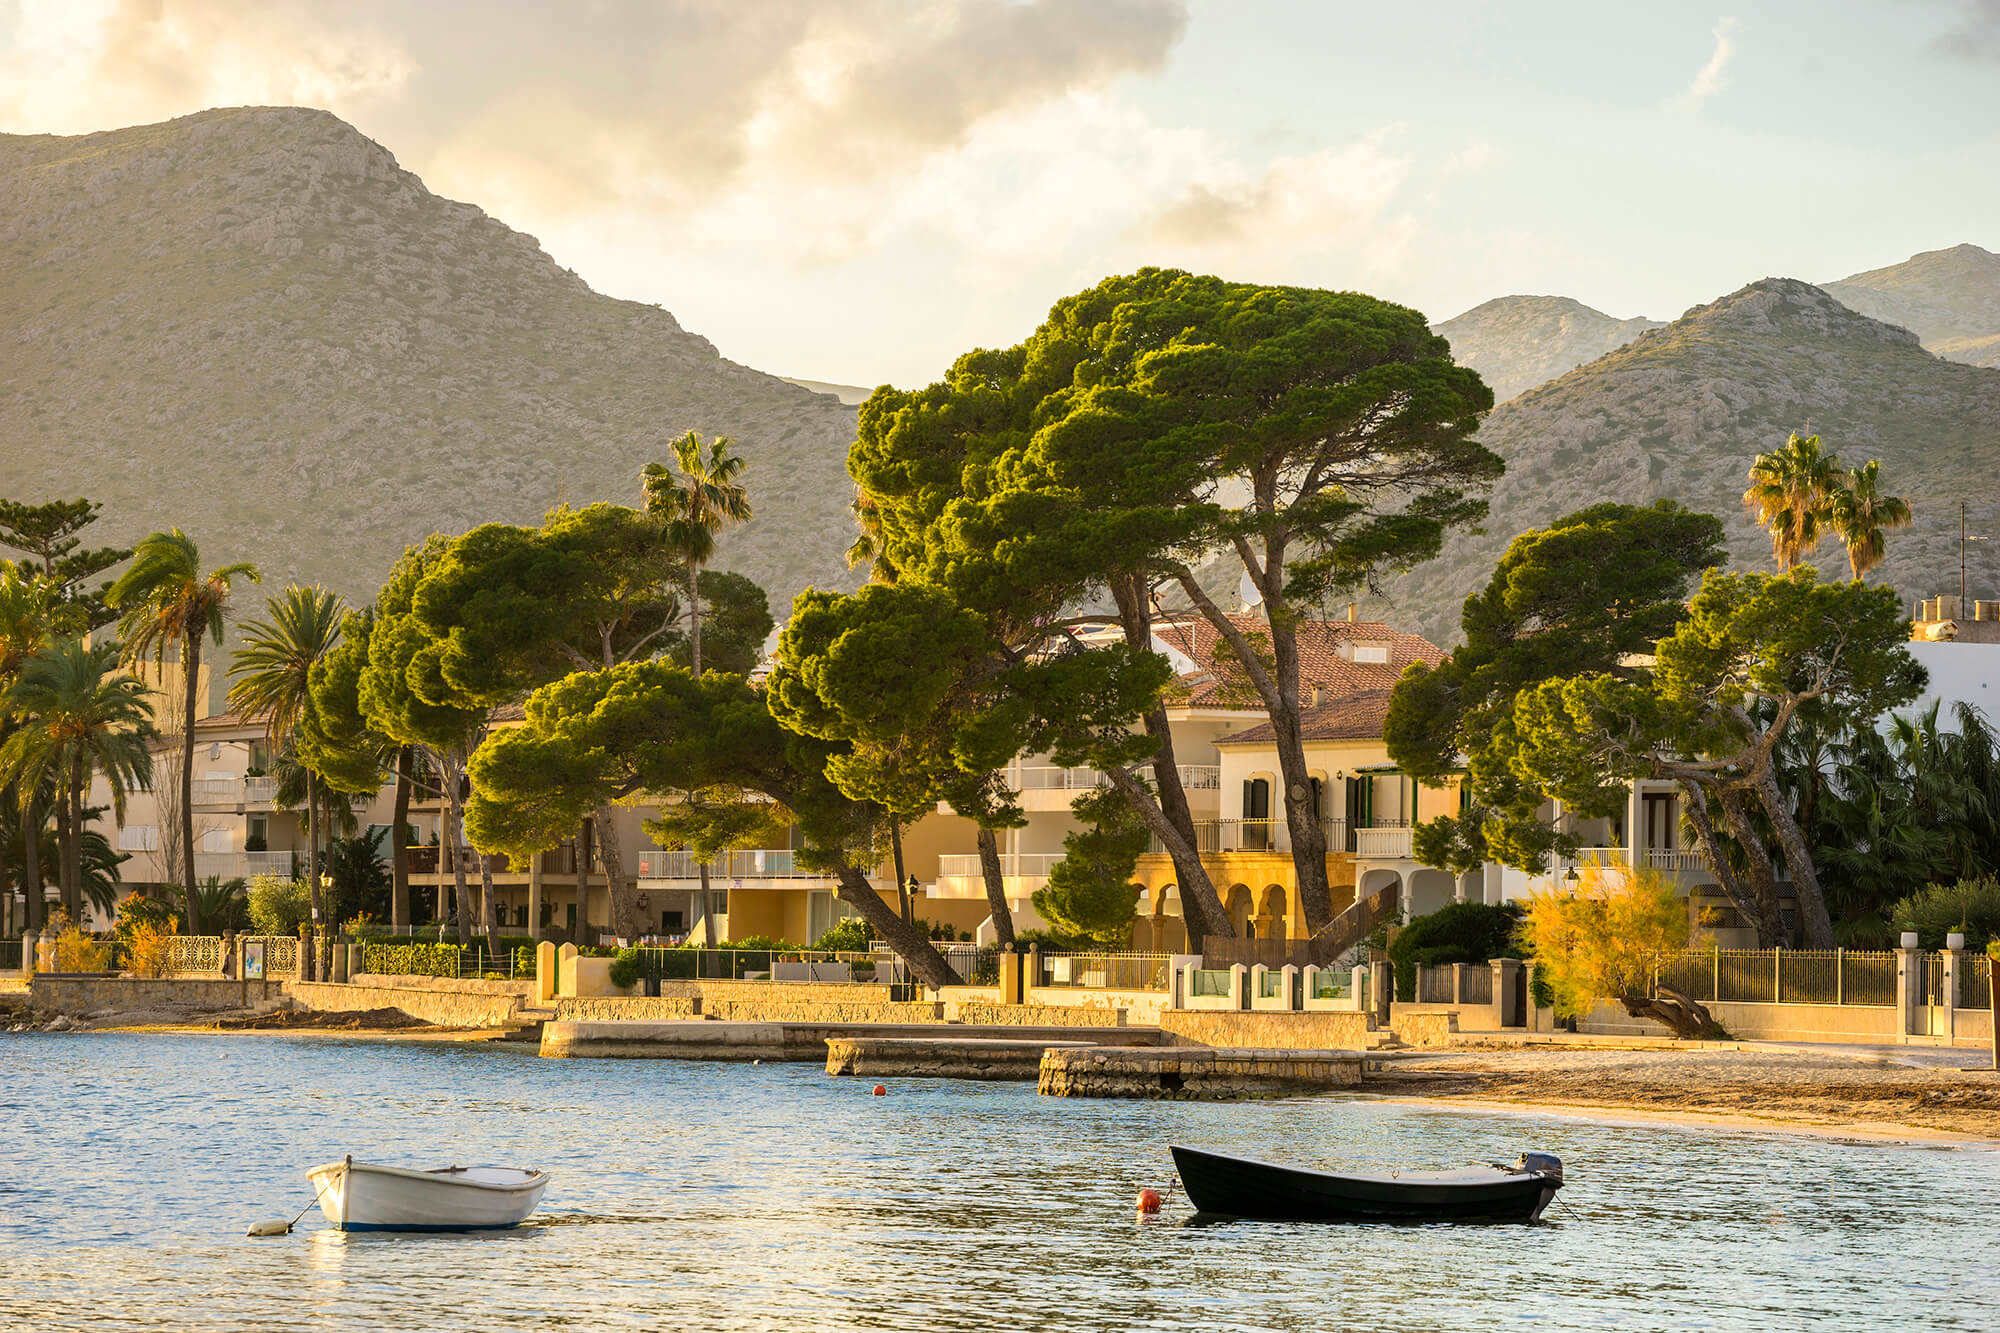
[701,998,945,1024]
[286,980,523,1028]
[952,1002,1127,1028]
[825,1036,1095,1080]
[1038,1045,1365,1099]
[661,979,901,1007]
[555,996,701,1022]
[1157,1009,1378,1050]
[352,973,533,996]
[30,975,281,1017]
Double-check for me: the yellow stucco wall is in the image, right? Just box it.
[1131,849,1358,944]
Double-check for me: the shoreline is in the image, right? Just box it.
[1351,1091,2000,1148]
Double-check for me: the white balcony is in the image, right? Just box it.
[933,853,1064,900]
[191,775,281,807]
[1161,818,1345,856]
[1352,825,1414,860]
[637,848,868,885]
[245,776,278,804]
[194,850,297,880]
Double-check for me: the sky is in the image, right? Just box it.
[4,0,1999,387]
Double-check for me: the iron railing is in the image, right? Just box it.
[1158,818,1347,856]
[1416,968,1454,1004]
[1462,965,1493,1006]
[1655,949,1898,1006]
[1037,951,1173,991]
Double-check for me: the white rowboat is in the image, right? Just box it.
[306,1157,551,1232]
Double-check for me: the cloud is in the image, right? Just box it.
[1685,16,1743,104]
[1135,139,1413,267]
[1931,0,2000,61]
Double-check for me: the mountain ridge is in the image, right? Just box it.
[1432,295,1663,404]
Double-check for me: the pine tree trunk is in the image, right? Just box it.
[890,821,911,927]
[1263,617,1337,955]
[444,763,471,948]
[975,824,1014,948]
[591,803,628,939]
[575,817,594,945]
[305,768,322,931]
[695,862,717,948]
[832,863,959,989]
[1100,766,1236,940]
[179,639,203,934]
[1675,776,1760,935]
[390,748,412,932]
[1753,767,1836,948]
[1716,784,1785,946]
[478,850,501,962]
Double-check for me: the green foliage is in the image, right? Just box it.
[227,584,346,749]
[608,946,643,990]
[114,891,177,954]
[1890,877,2000,950]
[362,941,464,978]
[812,917,875,952]
[1385,501,1726,874]
[195,876,248,935]
[0,496,130,632]
[322,827,391,925]
[1033,787,1145,945]
[246,874,311,937]
[668,570,772,677]
[1387,902,1522,1002]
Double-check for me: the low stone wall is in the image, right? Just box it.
[700,998,944,1024]
[952,1001,1128,1028]
[542,1019,1162,1060]
[825,1035,1096,1080]
[1157,1009,1378,1050]
[285,979,523,1028]
[661,978,902,1007]
[1038,1045,1364,1099]
[555,996,701,1022]
[1021,986,1173,1026]
[351,973,534,996]
[30,975,280,1017]
[1390,1012,1460,1048]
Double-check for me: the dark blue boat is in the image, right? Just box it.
[1170,1145,1563,1222]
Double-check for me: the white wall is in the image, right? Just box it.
[1905,641,2000,725]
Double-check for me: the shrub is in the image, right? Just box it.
[246,875,311,937]
[362,942,464,978]
[48,911,113,973]
[608,947,643,990]
[122,916,179,978]
[1519,864,1696,1020]
[1890,876,2000,950]
[1387,901,1523,1001]
[813,918,874,952]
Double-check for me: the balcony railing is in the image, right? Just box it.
[638,849,818,880]
[193,850,297,880]
[1156,818,1346,856]
[245,776,278,803]
[1008,763,1220,794]
[1352,825,1414,859]
[936,853,1067,880]
[192,775,281,805]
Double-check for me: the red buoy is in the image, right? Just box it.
[1136,1188,1163,1214]
[872,1084,887,1096]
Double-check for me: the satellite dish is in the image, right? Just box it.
[1237,571,1264,609]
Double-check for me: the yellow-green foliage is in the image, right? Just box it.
[48,911,114,973]
[1519,863,1700,1019]
[121,915,180,978]
[247,875,311,936]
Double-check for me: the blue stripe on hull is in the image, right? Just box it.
[334,1221,525,1232]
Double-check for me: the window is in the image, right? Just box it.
[1352,643,1389,664]
[1243,778,1270,820]
[118,825,160,851]
[201,828,231,852]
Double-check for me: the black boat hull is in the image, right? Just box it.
[1170,1145,1560,1223]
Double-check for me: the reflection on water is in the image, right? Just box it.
[1,1031,1992,1331]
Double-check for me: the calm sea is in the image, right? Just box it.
[0,1032,1992,1330]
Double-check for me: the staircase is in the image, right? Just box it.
[1310,884,1400,961]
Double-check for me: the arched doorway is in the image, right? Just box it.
[1258,884,1289,940]
[1225,883,1255,937]
[1406,868,1456,919]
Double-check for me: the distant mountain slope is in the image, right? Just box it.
[1384,279,2000,645]
[782,378,875,406]
[1432,296,1662,403]
[1824,243,2000,369]
[0,107,863,614]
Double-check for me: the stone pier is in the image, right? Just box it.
[1037,1045,1365,1100]
[824,1035,1097,1080]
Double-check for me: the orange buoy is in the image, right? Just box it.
[1136,1188,1163,1214]
[872,1084,887,1096]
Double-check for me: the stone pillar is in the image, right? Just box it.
[535,940,558,1005]
[1494,958,1523,1028]
[998,946,1021,1005]
[1450,963,1468,1005]
[1279,963,1301,1011]
[331,936,349,984]
[1250,963,1269,1006]
[1896,934,1923,1040]
[556,941,579,999]
[1350,965,1368,1012]
[1228,963,1249,1010]
[1026,943,1040,997]
[20,929,38,977]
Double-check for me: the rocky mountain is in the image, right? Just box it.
[1383,279,2000,645]
[781,378,874,405]
[1823,243,2000,369]
[1432,296,1662,403]
[0,107,863,617]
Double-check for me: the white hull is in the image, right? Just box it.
[307,1160,550,1232]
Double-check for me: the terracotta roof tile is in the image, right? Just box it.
[1214,688,1396,746]
[1156,614,1441,709]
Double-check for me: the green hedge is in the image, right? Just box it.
[362,942,464,978]
[1388,902,1522,1002]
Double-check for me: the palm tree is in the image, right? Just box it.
[1826,460,1912,581]
[0,637,154,924]
[227,585,344,925]
[105,530,258,932]
[0,567,53,931]
[644,431,753,677]
[1744,432,1843,570]
[643,433,752,949]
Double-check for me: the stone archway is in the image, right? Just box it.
[1225,883,1254,938]
[1406,868,1456,919]
[1360,867,1403,918]
[1258,884,1289,940]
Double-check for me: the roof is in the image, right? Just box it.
[1214,688,1396,747]
[1155,614,1442,710]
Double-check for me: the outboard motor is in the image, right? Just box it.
[1515,1152,1563,1180]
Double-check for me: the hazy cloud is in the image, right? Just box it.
[1931,0,2000,60]
[1685,16,1743,104]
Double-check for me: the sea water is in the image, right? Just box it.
[0,1032,1992,1331]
